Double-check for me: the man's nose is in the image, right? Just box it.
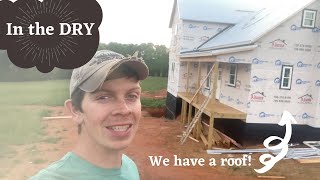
[112,99,131,116]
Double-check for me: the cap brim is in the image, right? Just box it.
[79,59,149,93]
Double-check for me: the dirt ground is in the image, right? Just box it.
[1,91,320,180]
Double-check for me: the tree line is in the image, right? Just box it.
[0,42,169,82]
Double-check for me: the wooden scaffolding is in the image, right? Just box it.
[178,61,246,149]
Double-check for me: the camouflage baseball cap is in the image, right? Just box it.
[69,50,149,97]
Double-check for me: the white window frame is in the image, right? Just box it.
[228,64,237,87]
[205,63,212,89]
[302,9,317,28]
[280,65,293,90]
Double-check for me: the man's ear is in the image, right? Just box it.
[65,99,83,124]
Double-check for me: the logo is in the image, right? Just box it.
[312,27,320,33]
[296,79,311,85]
[229,56,244,63]
[297,61,312,68]
[316,80,320,87]
[236,99,244,105]
[0,0,102,73]
[274,77,280,84]
[252,58,268,64]
[203,26,213,30]
[259,112,275,118]
[188,24,198,29]
[302,113,314,119]
[199,36,209,42]
[228,96,234,102]
[247,102,251,108]
[298,94,313,104]
[252,76,267,82]
[290,24,301,31]
[270,39,287,48]
[250,91,266,102]
[274,59,290,66]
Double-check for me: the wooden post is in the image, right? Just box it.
[196,62,201,103]
[196,115,201,140]
[211,62,219,103]
[186,62,190,94]
[208,115,215,149]
[182,100,187,125]
[188,104,192,125]
[180,99,185,123]
[193,109,198,137]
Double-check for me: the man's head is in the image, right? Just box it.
[65,50,148,151]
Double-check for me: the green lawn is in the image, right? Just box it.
[140,76,167,93]
[0,76,167,152]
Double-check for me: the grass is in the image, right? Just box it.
[0,80,69,106]
[31,158,47,164]
[140,76,167,93]
[141,98,166,108]
[42,137,62,144]
[0,106,47,146]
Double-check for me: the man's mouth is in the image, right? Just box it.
[106,124,132,132]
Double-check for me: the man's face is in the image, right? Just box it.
[79,76,141,151]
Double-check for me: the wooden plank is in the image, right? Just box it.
[178,92,246,120]
[215,128,242,148]
[186,62,190,93]
[297,157,320,164]
[42,116,72,120]
[211,62,219,103]
[180,99,184,122]
[196,62,201,103]
[177,135,199,143]
[196,117,201,140]
[193,109,198,138]
[257,176,286,179]
[188,104,192,125]
[200,132,208,147]
[207,116,214,149]
[182,100,187,125]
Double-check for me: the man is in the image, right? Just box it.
[29,50,149,180]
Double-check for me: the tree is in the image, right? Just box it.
[98,42,169,77]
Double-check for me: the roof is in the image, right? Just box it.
[198,0,317,51]
[169,0,263,28]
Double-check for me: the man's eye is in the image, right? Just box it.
[97,96,110,101]
[127,94,139,101]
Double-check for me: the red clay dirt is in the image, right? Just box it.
[2,90,320,180]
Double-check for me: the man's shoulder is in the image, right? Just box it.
[28,152,73,180]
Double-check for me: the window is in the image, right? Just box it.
[205,63,213,89]
[280,65,293,90]
[302,9,317,28]
[228,64,237,87]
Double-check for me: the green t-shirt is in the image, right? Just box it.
[28,152,140,180]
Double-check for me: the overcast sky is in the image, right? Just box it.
[97,0,174,47]
[96,0,292,48]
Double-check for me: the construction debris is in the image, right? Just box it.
[296,157,320,164]
[207,148,269,154]
[257,175,286,179]
[177,135,199,143]
[303,141,320,149]
[42,116,72,120]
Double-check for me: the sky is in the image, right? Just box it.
[96,0,292,48]
[97,0,174,47]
